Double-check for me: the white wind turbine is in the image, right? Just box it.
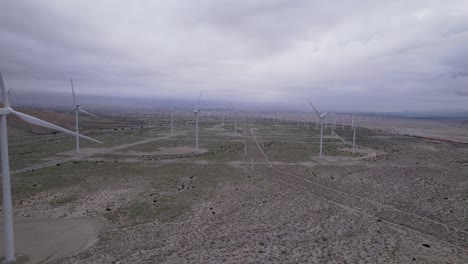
[333,113,337,130]
[0,73,102,263]
[330,113,335,136]
[194,91,202,151]
[308,101,327,159]
[352,110,357,152]
[169,107,175,134]
[234,111,238,136]
[70,79,99,154]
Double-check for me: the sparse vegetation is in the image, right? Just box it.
[2,116,467,264]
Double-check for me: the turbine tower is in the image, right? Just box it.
[194,91,202,151]
[71,79,99,154]
[169,107,175,134]
[352,111,358,152]
[331,114,335,136]
[308,101,327,159]
[234,111,238,136]
[0,73,102,263]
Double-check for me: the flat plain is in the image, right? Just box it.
[1,113,467,263]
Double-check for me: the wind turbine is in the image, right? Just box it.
[353,119,357,153]
[70,79,99,154]
[234,111,238,136]
[352,109,358,153]
[0,73,102,263]
[6,88,12,103]
[333,114,337,130]
[308,101,327,159]
[350,106,356,130]
[194,91,202,151]
[342,115,345,130]
[169,107,175,134]
[330,114,335,136]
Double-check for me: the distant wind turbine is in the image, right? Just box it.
[308,101,327,159]
[234,111,238,136]
[352,109,357,152]
[351,106,356,130]
[194,91,202,151]
[0,72,102,263]
[342,115,345,130]
[331,114,335,136]
[70,79,99,154]
[7,88,12,103]
[169,107,175,134]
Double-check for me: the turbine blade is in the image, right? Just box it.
[308,100,321,118]
[0,72,10,108]
[194,90,203,111]
[71,78,76,106]
[53,108,74,124]
[79,108,98,118]
[198,90,203,106]
[10,109,103,144]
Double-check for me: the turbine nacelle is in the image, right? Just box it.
[194,90,203,114]
[70,80,98,119]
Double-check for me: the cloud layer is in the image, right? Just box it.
[1,0,468,111]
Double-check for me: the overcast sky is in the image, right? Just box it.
[1,0,468,112]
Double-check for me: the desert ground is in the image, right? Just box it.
[1,112,467,263]
[358,117,468,144]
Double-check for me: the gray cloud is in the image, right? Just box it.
[1,0,468,111]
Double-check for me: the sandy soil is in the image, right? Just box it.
[4,118,468,263]
[0,217,101,264]
[359,118,468,143]
[11,132,186,175]
[122,146,209,156]
[204,124,227,132]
